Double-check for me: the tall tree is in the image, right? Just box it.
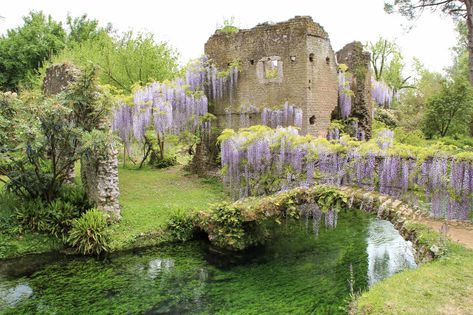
[385,0,473,85]
[423,77,473,137]
[0,11,66,91]
[52,31,179,93]
[367,38,397,80]
[367,37,413,95]
[66,14,110,46]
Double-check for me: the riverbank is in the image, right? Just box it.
[0,165,226,259]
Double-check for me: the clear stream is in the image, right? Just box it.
[0,210,416,314]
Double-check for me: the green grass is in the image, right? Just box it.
[355,225,473,314]
[108,165,226,250]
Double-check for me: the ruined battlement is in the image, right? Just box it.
[205,16,338,137]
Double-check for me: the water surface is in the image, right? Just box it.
[0,211,416,314]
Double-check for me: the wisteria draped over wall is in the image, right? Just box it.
[220,126,473,220]
[185,56,239,102]
[261,102,303,129]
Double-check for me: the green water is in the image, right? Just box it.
[0,211,415,314]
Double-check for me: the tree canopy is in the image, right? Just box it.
[0,11,66,91]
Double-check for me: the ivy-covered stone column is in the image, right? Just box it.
[336,42,373,139]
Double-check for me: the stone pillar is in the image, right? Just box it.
[43,63,121,219]
[336,42,373,139]
[81,143,121,220]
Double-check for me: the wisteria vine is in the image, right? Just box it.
[220,126,473,220]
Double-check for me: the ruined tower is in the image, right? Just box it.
[204,16,338,137]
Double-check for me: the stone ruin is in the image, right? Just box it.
[204,16,372,138]
[43,64,121,219]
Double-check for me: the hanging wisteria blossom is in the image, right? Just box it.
[371,79,395,107]
[338,71,352,119]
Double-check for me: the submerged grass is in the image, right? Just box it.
[355,224,473,314]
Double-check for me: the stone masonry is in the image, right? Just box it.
[205,16,339,137]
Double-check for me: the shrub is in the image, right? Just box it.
[166,211,196,242]
[374,107,398,129]
[15,199,83,238]
[59,183,93,213]
[203,203,246,250]
[67,209,110,255]
[0,191,22,236]
[149,154,177,169]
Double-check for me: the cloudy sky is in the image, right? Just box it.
[0,0,458,73]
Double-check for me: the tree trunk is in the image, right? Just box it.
[466,0,473,86]
[465,0,473,135]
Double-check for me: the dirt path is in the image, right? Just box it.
[415,217,473,250]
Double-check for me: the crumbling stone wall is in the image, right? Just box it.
[336,42,373,139]
[205,16,338,137]
[43,63,81,96]
[43,63,121,219]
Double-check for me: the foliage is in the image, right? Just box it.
[0,191,21,236]
[374,107,398,128]
[393,59,444,132]
[220,125,473,220]
[66,14,110,47]
[51,31,179,93]
[423,78,473,138]
[149,154,178,169]
[58,183,94,213]
[165,211,197,242]
[15,198,84,239]
[0,11,66,91]
[366,37,412,97]
[67,209,111,255]
[216,17,239,34]
[201,203,247,250]
[385,0,473,86]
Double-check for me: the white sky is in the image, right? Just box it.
[0,0,458,73]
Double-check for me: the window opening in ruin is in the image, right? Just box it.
[290,56,296,62]
[250,60,255,65]
[326,57,330,64]
[309,53,314,62]
[256,56,283,83]
[265,60,279,79]
[309,115,316,125]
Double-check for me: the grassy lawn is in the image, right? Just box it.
[355,225,473,314]
[109,165,226,250]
